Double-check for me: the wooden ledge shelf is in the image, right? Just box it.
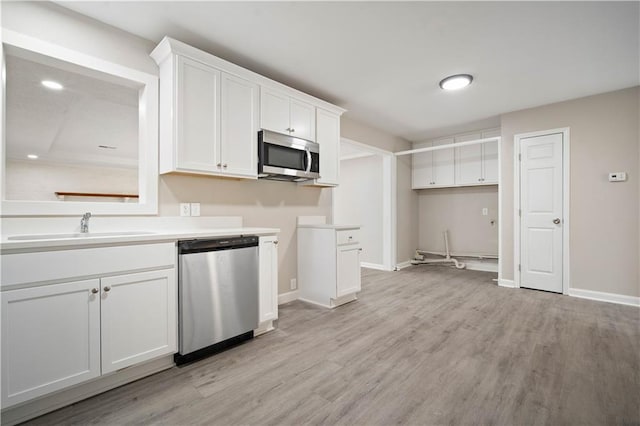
[55,192,139,201]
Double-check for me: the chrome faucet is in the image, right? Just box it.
[80,212,91,233]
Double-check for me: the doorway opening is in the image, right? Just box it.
[332,138,397,271]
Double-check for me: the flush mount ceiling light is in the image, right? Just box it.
[27,154,38,159]
[439,74,473,91]
[41,80,63,90]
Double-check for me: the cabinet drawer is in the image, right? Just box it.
[1,243,176,289]
[336,229,360,246]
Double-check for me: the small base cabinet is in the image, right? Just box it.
[0,243,177,409]
[256,235,278,335]
[297,225,361,308]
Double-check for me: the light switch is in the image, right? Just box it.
[179,203,191,217]
[608,172,627,182]
[190,203,201,217]
[482,208,488,216]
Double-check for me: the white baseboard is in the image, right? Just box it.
[360,262,389,271]
[464,260,499,273]
[278,290,299,305]
[568,288,640,307]
[395,260,413,270]
[498,279,516,288]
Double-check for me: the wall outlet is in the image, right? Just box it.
[608,172,627,182]
[482,208,488,216]
[190,203,201,216]
[179,203,191,217]
[290,278,297,290]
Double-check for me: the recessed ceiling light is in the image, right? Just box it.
[27,154,39,159]
[41,80,64,90]
[439,74,473,91]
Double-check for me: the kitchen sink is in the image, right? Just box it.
[7,231,157,241]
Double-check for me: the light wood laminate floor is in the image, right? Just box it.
[25,267,640,425]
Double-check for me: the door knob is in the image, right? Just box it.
[553,218,561,224]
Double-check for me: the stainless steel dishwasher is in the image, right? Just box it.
[176,236,259,365]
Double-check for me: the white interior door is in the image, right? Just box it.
[520,132,564,293]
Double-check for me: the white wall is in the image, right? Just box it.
[418,186,498,256]
[335,155,384,266]
[501,86,639,298]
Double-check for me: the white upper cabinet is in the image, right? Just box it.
[412,138,454,188]
[433,138,455,186]
[151,38,345,181]
[455,133,483,185]
[413,129,499,190]
[220,73,259,177]
[157,54,257,178]
[261,88,316,142]
[176,56,221,173]
[301,108,340,187]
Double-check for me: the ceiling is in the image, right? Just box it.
[5,47,139,167]
[57,1,639,142]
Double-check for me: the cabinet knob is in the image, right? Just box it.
[358,248,363,251]
[273,240,278,245]
[223,164,228,168]
[285,127,291,132]
[103,286,111,292]
[290,128,295,133]
[216,163,222,167]
[91,288,99,294]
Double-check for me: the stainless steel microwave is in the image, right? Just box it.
[258,130,320,182]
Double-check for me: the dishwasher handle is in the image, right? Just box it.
[178,236,259,254]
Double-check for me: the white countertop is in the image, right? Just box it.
[297,224,360,230]
[1,227,280,253]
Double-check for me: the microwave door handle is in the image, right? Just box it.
[305,149,312,173]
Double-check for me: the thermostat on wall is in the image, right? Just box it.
[608,172,627,182]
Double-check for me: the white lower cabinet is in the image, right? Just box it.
[1,279,101,407]
[256,235,278,335]
[0,243,177,409]
[101,269,177,374]
[298,226,362,308]
[337,246,362,298]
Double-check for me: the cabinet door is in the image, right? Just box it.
[455,133,483,185]
[315,108,340,186]
[260,88,290,136]
[482,140,499,183]
[432,138,455,186]
[336,246,361,298]
[259,236,278,323]
[101,269,177,374]
[220,73,258,177]
[1,280,101,408]
[412,142,433,188]
[176,56,220,172]
[289,99,316,142]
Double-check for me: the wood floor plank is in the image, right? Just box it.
[17,266,640,425]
